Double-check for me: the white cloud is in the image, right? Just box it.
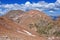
[57,0,60,3]
[25,1,32,6]
[55,0,60,8]
[45,3,55,9]
[0,0,60,16]
[49,10,54,13]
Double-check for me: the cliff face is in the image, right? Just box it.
[0,10,60,40]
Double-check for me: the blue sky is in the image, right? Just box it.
[0,0,56,4]
[0,0,60,16]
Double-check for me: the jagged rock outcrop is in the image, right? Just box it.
[4,10,25,21]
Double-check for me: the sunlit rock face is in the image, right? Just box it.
[4,10,53,36]
[0,17,46,40]
[4,10,52,31]
[4,10,25,21]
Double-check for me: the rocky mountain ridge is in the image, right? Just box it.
[0,10,60,40]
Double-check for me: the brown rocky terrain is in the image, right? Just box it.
[4,10,52,31]
[0,17,46,40]
[0,10,60,40]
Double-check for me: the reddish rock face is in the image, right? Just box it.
[4,10,53,35]
[0,17,46,40]
[4,10,52,30]
[18,10,52,31]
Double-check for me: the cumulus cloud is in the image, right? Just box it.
[57,0,60,3]
[0,0,60,16]
[49,10,54,13]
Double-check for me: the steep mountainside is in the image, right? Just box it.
[4,10,52,31]
[1,10,60,40]
[0,17,46,40]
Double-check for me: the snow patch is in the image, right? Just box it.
[48,36,55,40]
[48,37,52,40]
[23,30,36,37]
[17,30,25,34]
